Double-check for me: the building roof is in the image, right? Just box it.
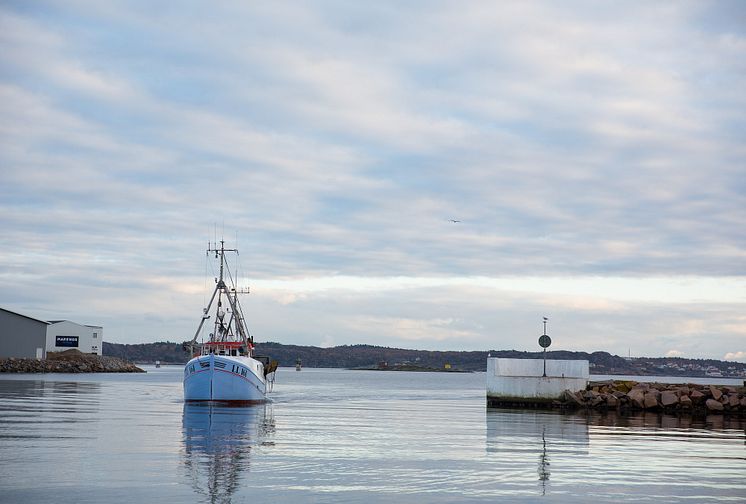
[0,307,50,325]
[3,309,102,329]
[48,320,102,329]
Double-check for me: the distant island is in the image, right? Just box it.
[103,341,746,378]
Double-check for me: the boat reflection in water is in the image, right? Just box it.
[181,403,274,502]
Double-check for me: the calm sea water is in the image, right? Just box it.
[0,367,744,503]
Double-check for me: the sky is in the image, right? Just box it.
[1,1,744,361]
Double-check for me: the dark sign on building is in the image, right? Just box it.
[56,336,79,348]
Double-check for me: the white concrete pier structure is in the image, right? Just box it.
[487,358,589,406]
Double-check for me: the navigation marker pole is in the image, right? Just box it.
[539,317,551,377]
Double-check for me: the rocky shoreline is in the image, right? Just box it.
[559,380,746,415]
[488,380,746,415]
[0,350,145,373]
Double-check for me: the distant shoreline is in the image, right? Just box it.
[131,361,745,382]
[103,341,746,378]
[350,365,471,373]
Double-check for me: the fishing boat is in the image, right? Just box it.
[183,240,277,402]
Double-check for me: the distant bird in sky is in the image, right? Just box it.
[448,219,461,223]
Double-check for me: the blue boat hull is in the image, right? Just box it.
[183,353,267,402]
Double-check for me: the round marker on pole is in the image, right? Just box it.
[539,317,551,376]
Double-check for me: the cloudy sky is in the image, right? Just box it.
[1,1,744,361]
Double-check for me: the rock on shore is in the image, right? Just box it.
[0,349,145,373]
[559,381,746,415]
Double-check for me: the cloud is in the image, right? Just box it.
[320,334,335,348]
[1,1,745,360]
[723,351,746,362]
[666,350,683,358]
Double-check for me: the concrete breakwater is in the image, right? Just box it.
[0,351,144,373]
[559,380,746,415]
[485,357,745,415]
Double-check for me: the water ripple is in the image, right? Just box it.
[0,369,744,503]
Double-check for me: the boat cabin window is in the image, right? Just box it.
[200,345,243,356]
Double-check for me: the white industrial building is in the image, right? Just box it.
[46,320,103,356]
[0,308,103,359]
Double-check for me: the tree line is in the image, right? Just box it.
[102,341,746,376]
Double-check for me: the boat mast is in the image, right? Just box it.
[208,240,251,350]
[187,240,252,354]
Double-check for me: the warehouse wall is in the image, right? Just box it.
[0,309,48,359]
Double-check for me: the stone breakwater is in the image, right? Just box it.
[0,355,145,373]
[560,380,746,415]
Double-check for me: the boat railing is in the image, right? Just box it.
[197,341,249,357]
